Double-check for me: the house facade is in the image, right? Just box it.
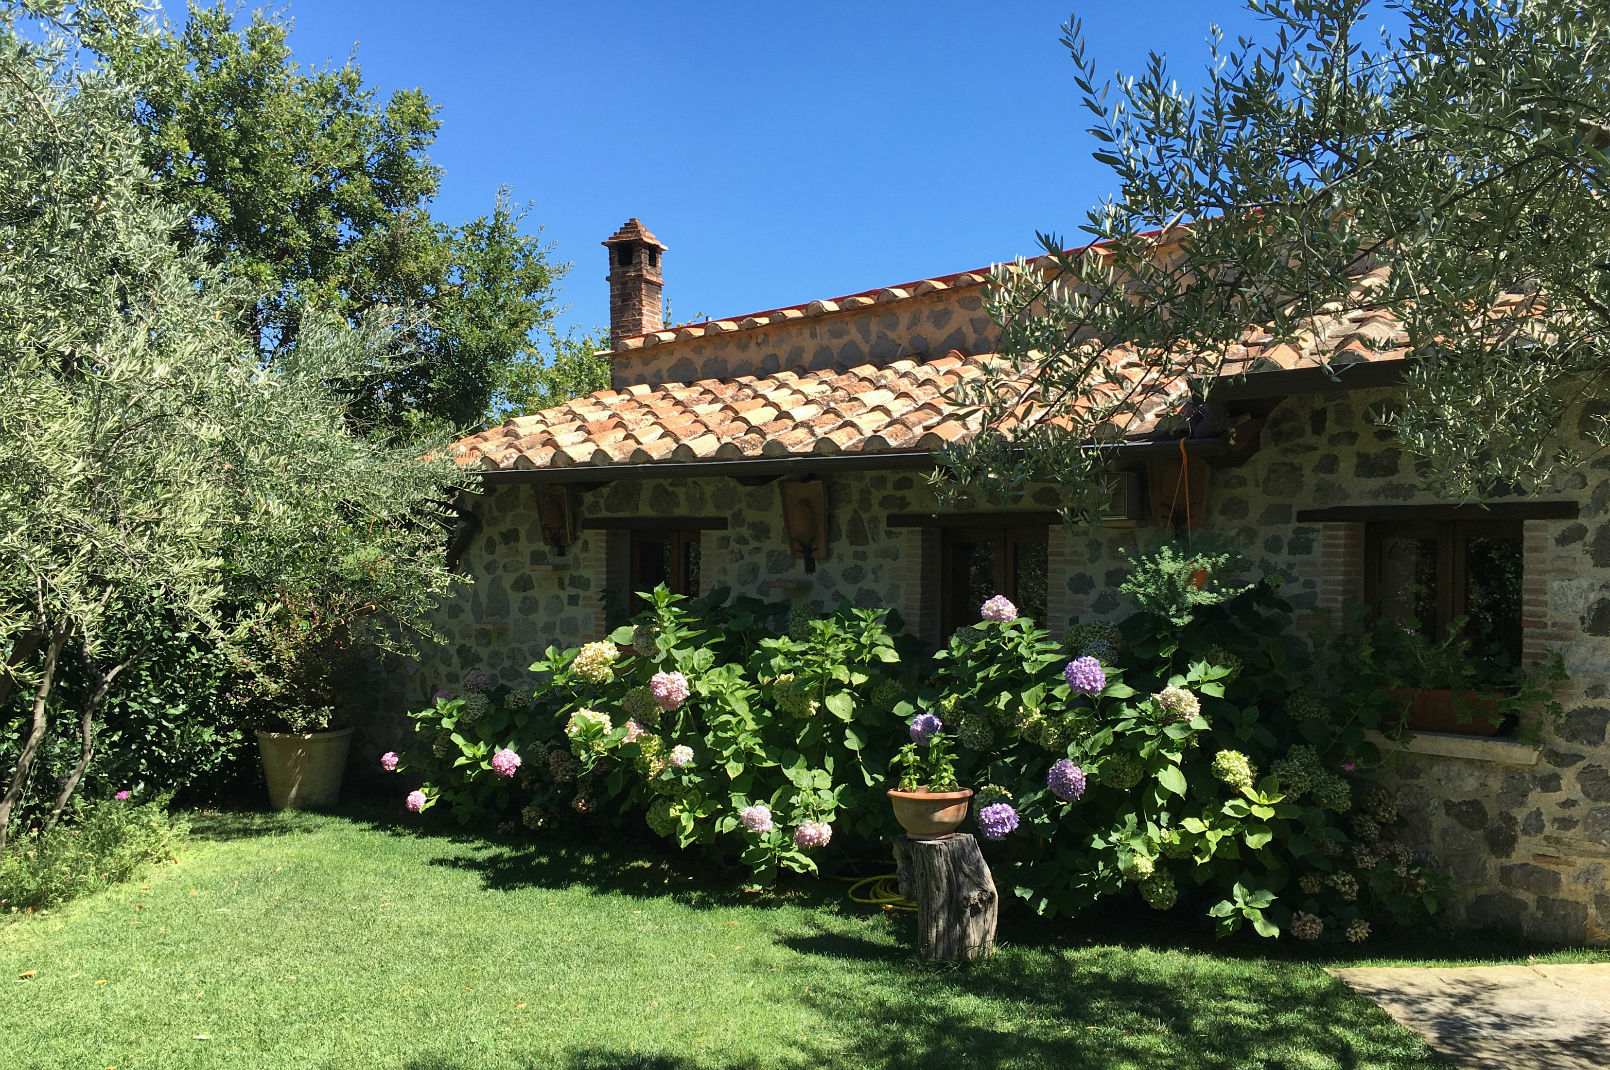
[379,218,1610,944]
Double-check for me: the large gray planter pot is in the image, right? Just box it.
[256,727,355,810]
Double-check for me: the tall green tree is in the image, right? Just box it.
[0,6,471,851]
[81,1,583,432]
[949,0,1610,516]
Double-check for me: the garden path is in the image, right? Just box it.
[1329,963,1610,1069]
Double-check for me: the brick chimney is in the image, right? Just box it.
[602,218,667,344]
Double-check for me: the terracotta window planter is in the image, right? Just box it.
[887,787,973,839]
[257,727,355,810]
[1389,688,1503,737]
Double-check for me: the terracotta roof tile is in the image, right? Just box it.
[454,296,1410,471]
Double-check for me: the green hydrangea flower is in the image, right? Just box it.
[1270,744,1320,797]
[1298,872,1324,895]
[1364,788,1397,824]
[1018,711,1048,746]
[1158,828,1192,858]
[1099,753,1143,790]
[1351,813,1381,844]
[1140,870,1177,910]
[432,731,456,759]
[870,677,904,711]
[787,602,815,641]
[646,798,677,837]
[622,686,660,725]
[1066,620,1121,659]
[1327,870,1359,902]
[1121,853,1155,881]
[1286,688,1331,725]
[1203,645,1242,682]
[957,717,995,752]
[1212,750,1257,792]
[772,673,820,718]
[1154,685,1200,723]
[1311,773,1353,813]
[975,784,1014,808]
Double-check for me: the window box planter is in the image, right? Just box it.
[887,787,973,839]
[257,727,355,810]
[1389,688,1503,737]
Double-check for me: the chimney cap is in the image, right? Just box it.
[602,218,667,250]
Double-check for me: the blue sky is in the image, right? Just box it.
[162,2,1379,336]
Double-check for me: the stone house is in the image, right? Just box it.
[394,217,1610,944]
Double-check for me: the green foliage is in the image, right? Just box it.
[80,2,576,433]
[1312,603,1570,745]
[1116,539,1253,627]
[0,795,187,910]
[0,7,470,850]
[943,0,1610,515]
[407,587,910,886]
[408,574,1449,942]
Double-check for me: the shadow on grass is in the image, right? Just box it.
[192,802,1598,968]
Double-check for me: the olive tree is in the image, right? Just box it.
[0,11,471,851]
[946,0,1610,517]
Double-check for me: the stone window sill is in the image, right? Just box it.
[1363,729,1542,766]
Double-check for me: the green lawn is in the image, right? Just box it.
[2,808,1594,1070]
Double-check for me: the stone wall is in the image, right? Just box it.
[372,386,1610,941]
[610,281,1001,389]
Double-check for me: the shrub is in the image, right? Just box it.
[0,795,188,911]
[401,565,1452,942]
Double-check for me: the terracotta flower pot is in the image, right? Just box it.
[1190,568,1209,590]
[1389,688,1503,737]
[887,787,973,839]
[257,727,355,810]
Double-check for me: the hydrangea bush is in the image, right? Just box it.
[403,546,1455,942]
[406,586,914,885]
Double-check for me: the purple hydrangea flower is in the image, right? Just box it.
[405,790,428,813]
[490,748,522,778]
[909,713,943,745]
[380,752,400,772]
[433,689,453,700]
[1064,656,1106,695]
[461,668,494,692]
[793,820,832,848]
[651,671,690,711]
[740,804,774,834]
[978,802,1019,840]
[1048,759,1087,802]
[980,595,1018,623]
[114,790,131,801]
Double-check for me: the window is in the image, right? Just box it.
[617,244,634,268]
[648,247,659,268]
[629,529,702,610]
[940,526,1048,635]
[1365,519,1523,676]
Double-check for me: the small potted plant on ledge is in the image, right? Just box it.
[1340,610,1569,739]
[233,592,363,810]
[887,711,972,838]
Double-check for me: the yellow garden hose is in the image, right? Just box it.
[837,872,917,911]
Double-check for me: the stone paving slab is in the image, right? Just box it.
[1330,964,1610,1069]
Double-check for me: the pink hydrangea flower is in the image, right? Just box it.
[740,804,774,833]
[1340,761,1357,773]
[622,720,647,744]
[793,820,832,848]
[650,671,689,711]
[405,790,428,813]
[380,752,400,772]
[490,748,522,778]
[980,595,1018,623]
[668,744,694,769]
[114,790,131,801]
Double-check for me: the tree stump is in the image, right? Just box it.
[891,833,997,962]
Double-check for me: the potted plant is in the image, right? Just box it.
[1371,616,1510,736]
[233,592,363,810]
[887,712,972,838]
